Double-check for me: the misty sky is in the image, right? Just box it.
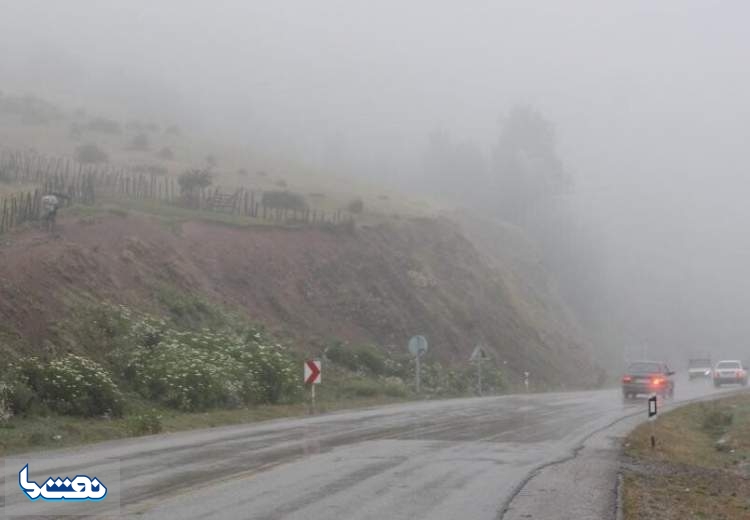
[3,0,750,362]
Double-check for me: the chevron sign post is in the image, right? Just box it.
[304,360,321,384]
[304,359,321,413]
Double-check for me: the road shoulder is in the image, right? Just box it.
[499,392,750,520]
[501,410,643,520]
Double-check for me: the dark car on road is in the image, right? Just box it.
[622,361,675,400]
[713,360,748,387]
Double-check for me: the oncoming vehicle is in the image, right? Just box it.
[687,357,712,380]
[712,360,748,387]
[621,361,675,400]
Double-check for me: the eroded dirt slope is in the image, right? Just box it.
[0,213,602,387]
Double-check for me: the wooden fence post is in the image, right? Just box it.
[10,196,16,229]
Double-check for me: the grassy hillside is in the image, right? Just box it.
[0,92,603,391]
[0,92,437,220]
[0,91,605,450]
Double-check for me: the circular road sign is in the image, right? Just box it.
[408,335,428,357]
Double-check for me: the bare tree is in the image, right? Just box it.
[178,168,212,208]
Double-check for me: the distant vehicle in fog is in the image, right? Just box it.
[687,358,712,380]
[712,360,748,387]
[621,361,675,400]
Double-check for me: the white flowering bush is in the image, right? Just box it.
[240,337,300,404]
[122,334,241,410]
[109,310,301,411]
[128,314,168,348]
[13,354,123,417]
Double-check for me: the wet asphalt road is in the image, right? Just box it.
[2,376,738,519]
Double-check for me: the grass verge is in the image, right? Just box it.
[622,393,750,519]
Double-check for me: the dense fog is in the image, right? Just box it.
[2,0,750,368]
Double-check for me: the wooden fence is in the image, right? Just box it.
[0,146,354,234]
[0,189,41,234]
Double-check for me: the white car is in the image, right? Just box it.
[687,358,712,380]
[713,360,748,387]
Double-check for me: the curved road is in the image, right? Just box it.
[2,377,738,519]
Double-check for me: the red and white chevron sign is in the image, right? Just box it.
[304,359,321,384]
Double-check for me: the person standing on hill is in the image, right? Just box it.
[41,194,60,232]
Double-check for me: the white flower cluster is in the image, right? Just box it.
[13,354,123,416]
[112,309,302,411]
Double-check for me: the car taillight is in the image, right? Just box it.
[622,375,632,383]
[651,377,664,385]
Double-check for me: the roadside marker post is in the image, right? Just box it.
[304,359,321,414]
[416,351,421,394]
[648,394,658,449]
[470,345,488,396]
